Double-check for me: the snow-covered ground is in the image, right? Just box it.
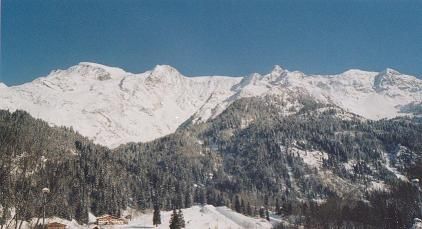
[0,62,420,148]
[5,205,272,229]
[121,205,272,229]
[0,208,88,229]
[412,218,422,229]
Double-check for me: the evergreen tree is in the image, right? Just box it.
[178,209,185,228]
[169,209,179,229]
[259,207,265,218]
[247,202,252,216]
[275,198,281,215]
[234,195,241,213]
[184,190,192,208]
[175,184,184,209]
[241,199,246,214]
[265,209,270,221]
[153,204,161,226]
[199,189,206,205]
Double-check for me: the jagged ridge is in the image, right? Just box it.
[0,63,420,147]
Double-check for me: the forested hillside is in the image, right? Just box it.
[1,95,421,228]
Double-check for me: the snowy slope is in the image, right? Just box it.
[232,66,421,119]
[0,63,241,147]
[122,205,272,229]
[0,62,420,147]
[10,205,272,229]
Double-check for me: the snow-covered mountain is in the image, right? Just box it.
[235,66,421,119]
[0,63,241,147]
[0,62,420,147]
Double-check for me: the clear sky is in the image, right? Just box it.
[1,0,421,85]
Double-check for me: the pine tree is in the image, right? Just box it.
[169,209,180,229]
[241,199,246,214]
[234,195,241,213]
[184,190,192,208]
[265,209,270,221]
[275,198,281,215]
[199,189,206,205]
[153,204,161,226]
[259,207,265,218]
[178,209,185,228]
[247,202,252,216]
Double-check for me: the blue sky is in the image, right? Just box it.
[1,0,422,85]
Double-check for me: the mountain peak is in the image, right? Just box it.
[272,65,284,74]
[373,68,403,91]
[52,62,127,81]
[260,65,287,83]
[381,68,400,76]
[341,69,370,75]
[72,62,126,73]
[77,62,111,68]
[151,65,181,76]
[147,65,184,83]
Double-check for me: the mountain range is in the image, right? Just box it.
[0,62,420,148]
[1,63,422,227]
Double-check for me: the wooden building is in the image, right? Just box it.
[96,215,128,225]
[47,222,67,229]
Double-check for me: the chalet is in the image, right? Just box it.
[47,222,67,229]
[96,215,128,225]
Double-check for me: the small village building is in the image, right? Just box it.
[96,215,128,225]
[47,222,67,229]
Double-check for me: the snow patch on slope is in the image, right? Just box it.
[382,150,409,181]
[290,147,328,169]
[368,181,388,192]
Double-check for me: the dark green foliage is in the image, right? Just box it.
[399,102,422,115]
[294,181,421,228]
[153,204,161,226]
[169,209,184,229]
[265,209,270,221]
[178,209,185,228]
[259,207,265,218]
[246,202,252,216]
[169,209,178,229]
[0,110,215,224]
[275,198,281,215]
[234,195,241,213]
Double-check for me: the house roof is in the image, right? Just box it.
[97,215,124,220]
[48,222,67,226]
